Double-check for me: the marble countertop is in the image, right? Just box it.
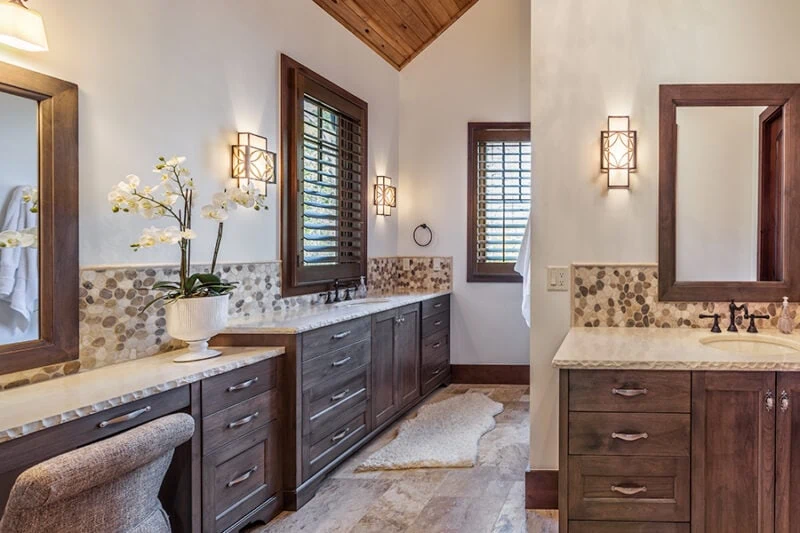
[0,346,285,443]
[553,327,800,371]
[224,291,452,334]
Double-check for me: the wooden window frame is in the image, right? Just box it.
[467,122,531,283]
[280,55,369,297]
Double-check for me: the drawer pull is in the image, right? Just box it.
[432,342,442,349]
[227,466,258,488]
[432,369,442,376]
[433,320,443,326]
[331,428,350,443]
[610,484,647,496]
[612,387,648,398]
[227,377,258,392]
[331,356,352,367]
[331,389,351,402]
[433,302,443,309]
[332,330,352,340]
[227,411,259,429]
[611,432,649,442]
[98,406,151,428]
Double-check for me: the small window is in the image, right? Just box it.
[281,55,368,296]
[467,122,531,283]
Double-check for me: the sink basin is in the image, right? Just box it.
[700,335,800,355]
[336,298,391,307]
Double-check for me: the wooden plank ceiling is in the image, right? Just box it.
[313,0,480,70]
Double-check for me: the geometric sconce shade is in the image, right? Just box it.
[232,132,276,189]
[601,116,637,189]
[374,175,396,216]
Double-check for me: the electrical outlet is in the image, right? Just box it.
[547,266,570,292]
[433,258,442,271]
[402,258,411,270]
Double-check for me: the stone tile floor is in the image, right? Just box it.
[257,384,558,533]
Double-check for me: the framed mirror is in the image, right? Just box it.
[659,84,800,301]
[0,61,78,375]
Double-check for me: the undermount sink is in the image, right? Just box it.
[336,298,391,307]
[700,335,800,355]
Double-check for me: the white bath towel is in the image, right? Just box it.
[514,214,531,327]
[0,186,38,330]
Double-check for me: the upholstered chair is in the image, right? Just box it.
[0,412,195,533]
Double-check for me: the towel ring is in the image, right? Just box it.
[413,224,433,247]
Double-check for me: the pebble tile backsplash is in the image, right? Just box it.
[572,264,797,330]
[0,257,451,390]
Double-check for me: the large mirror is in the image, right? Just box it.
[660,84,800,301]
[0,61,78,375]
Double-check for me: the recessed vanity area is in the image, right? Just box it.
[555,82,800,532]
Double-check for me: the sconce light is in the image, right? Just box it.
[601,116,637,189]
[0,0,48,52]
[232,132,276,188]
[374,176,396,216]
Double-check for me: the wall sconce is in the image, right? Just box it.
[232,132,276,189]
[0,0,48,52]
[374,176,396,216]
[601,116,637,189]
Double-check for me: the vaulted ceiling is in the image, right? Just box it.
[313,0,480,70]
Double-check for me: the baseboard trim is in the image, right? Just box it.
[450,364,530,385]
[526,469,558,509]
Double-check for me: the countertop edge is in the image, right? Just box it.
[0,347,285,444]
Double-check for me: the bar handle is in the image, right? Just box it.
[331,389,351,402]
[227,412,259,429]
[611,485,647,496]
[332,356,352,367]
[611,432,649,442]
[98,406,151,428]
[612,388,648,398]
[227,466,258,488]
[331,428,350,443]
[332,330,352,340]
[227,377,258,392]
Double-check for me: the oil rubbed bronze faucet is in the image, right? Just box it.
[727,300,748,332]
[699,313,722,333]
[699,300,769,333]
[743,308,770,334]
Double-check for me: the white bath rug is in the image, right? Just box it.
[356,392,504,471]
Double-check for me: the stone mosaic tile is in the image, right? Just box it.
[572,264,798,330]
[0,257,452,391]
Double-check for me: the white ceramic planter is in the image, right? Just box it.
[166,294,230,362]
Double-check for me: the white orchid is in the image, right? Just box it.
[201,204,229,222]
[21,186,38,213]
[0,229,36,248]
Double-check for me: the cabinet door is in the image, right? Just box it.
[395,304,421,408]
[371,309,399,428]
[692,372,776,533]
[777,373,800,533]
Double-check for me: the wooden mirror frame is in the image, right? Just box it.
[659,84,800,302]
[0,61,78,375]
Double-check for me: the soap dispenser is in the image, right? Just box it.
[356,276,368,299]
[778,296,794,334]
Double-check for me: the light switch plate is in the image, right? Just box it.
[547,266,570,292]
[433,258,442,271]
[402,258,411,270]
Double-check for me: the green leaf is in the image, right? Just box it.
[152,281,181,290]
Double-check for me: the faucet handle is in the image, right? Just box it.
[745,313,770,334]
[699,313,722,333]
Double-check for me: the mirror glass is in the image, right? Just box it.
[0,90,39,343]
[675,105,784,282]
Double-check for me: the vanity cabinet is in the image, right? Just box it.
[561,368,800,533]
[372,304,421,428]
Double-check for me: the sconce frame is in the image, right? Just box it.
[601,115,637,189]
[374,175,396,216]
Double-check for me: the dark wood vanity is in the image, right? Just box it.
[560,367,800,532]
[214,293,452,511]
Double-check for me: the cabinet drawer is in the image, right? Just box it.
[202,359,276,415]
[570,522,689,533]
[305,368,369,438]
[422,329,449,363]
[569,413,690,456]
[203,389,279,454]
[307,411,368,479]
[302,339,370,390]
[422,295,450,319]
[422,310,449,338]
[569,370,690,413]
[568,456,689,522]
[302,317,371,361]
[421,356,449,396]
[203,421,280,533]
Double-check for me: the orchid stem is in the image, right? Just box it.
[211,222,224,275]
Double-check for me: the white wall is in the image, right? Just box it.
[676,106,761,281]
[398,0,531,365]
[531,0,800,470]
[0,0,399,267]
